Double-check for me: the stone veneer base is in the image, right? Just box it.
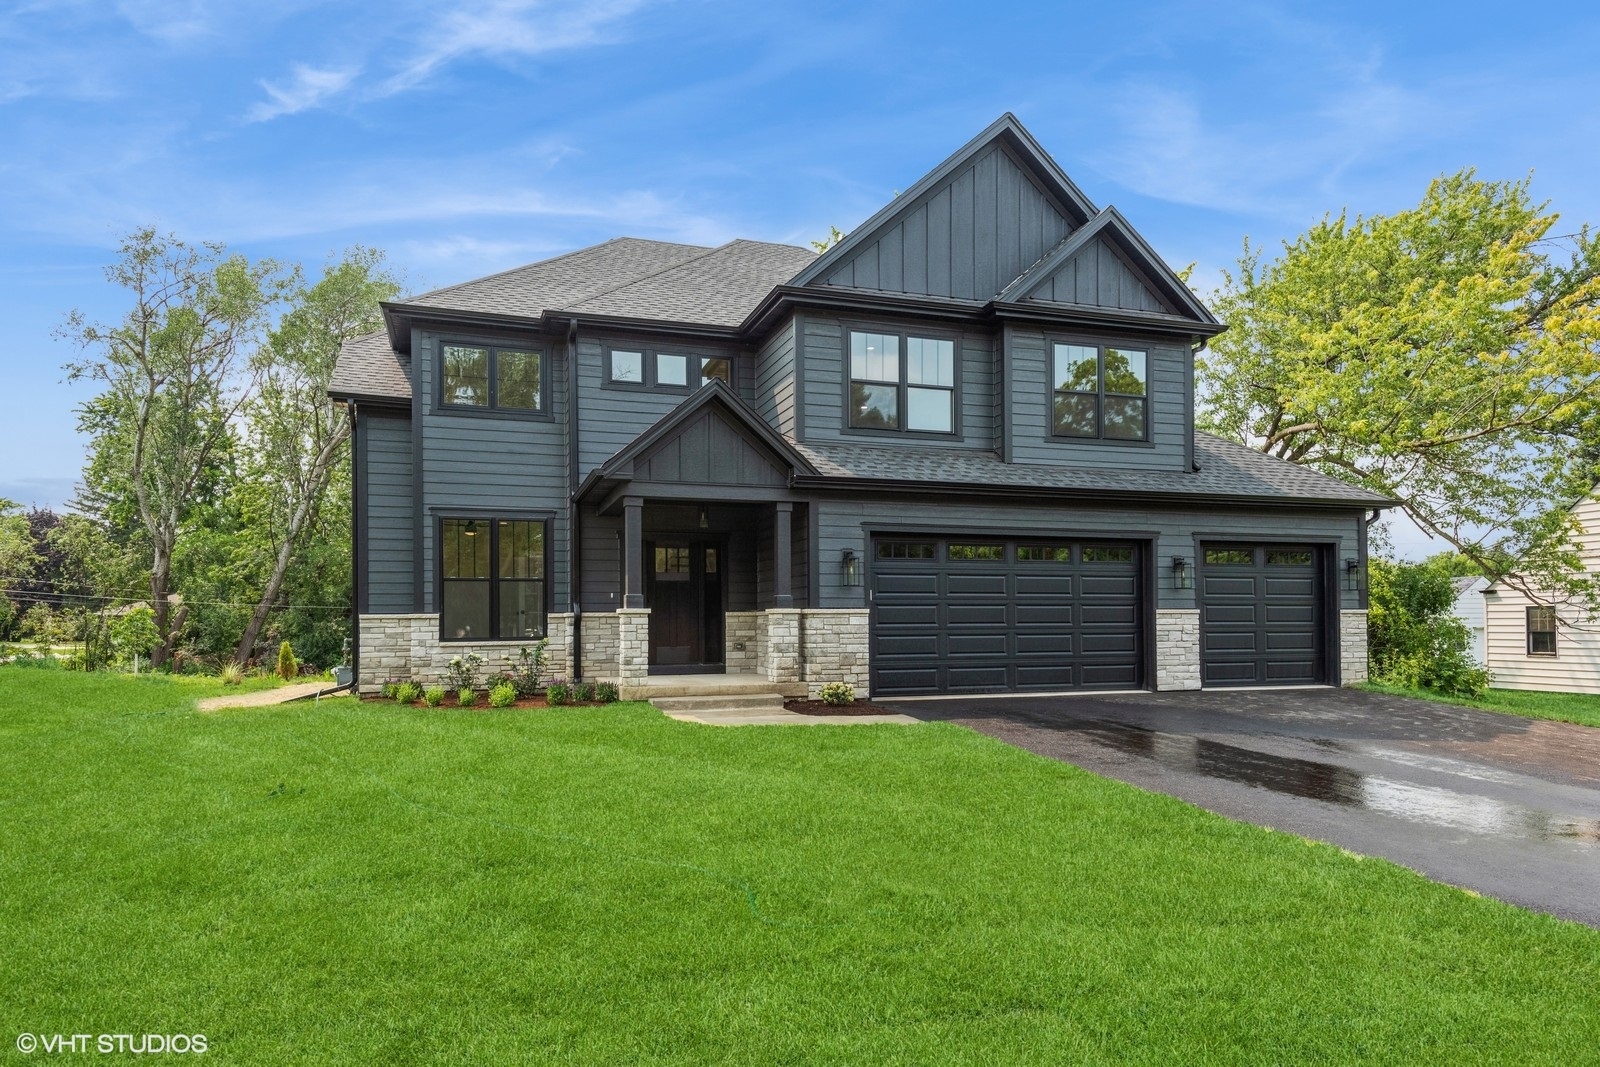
[1340,609,1369,685]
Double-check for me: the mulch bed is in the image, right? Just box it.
[362,693,613,710]
[784,698,903,716]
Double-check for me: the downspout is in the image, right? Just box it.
[348,400,360,692]
[1359,507,1380,611]
[566,318,583,682]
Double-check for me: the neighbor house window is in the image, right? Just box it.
[848,329,957,434]
[606,346,731,391]
[1527,606,1557,657]
[1050,342,1147,440]
[440,518,546,641]
[441,343,543,412]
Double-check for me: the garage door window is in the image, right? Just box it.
[1205,547,1254,565]
[877,542,935,560]
[1083,546,1134,563]
[1267,549,1313,565]
[1017,545,1072,562]
[948,544,1004,561]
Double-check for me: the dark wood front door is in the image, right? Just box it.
[646,540,725,673]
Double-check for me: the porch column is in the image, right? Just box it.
[773,501,793,608]
[623,496,644,609]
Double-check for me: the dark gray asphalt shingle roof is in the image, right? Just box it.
[790,431,1392,506]
[330,331,410,401]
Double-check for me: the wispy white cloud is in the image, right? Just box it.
[247,0,651,122]
[247,63,361,122]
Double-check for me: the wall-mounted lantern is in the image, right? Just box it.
[1345,558,1361,591]
[1172,554,1192,590]
[841,549,862,588]
[463,519,479,538]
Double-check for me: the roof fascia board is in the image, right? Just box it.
[788,113,1098,289]
[327,389,411,409]
[791,474,1396,510]
[990,300,1225,338]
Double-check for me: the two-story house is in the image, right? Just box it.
[331,114,1391,699]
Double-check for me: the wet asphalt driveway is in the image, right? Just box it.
[891,687,1600,926]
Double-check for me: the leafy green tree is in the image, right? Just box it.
[1368,559,1489,696]
[109,604,160,667]
[61,228,289,669]
[1201,171,1600,606]
[232,247,400,664]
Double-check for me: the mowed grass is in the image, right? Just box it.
[1362,681,1600,729]
[3,671,1600,1064]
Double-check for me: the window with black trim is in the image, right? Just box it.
[1050,342,1147,440]
[847,329,957,434]
[606,346,731,391]
[440,518,546,641]
[1527,605,1557,657]
[441,343,543,412]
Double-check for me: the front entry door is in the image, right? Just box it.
[645,540,725,673]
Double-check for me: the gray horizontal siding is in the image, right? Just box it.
[824,143,1072,301]
[1008,326,1189,471]
[416,328,570,612]
[364,411,414,613]
[753,316,797,439]
[575,336,741,476]
[810,495,1363,612]
[800,312,998,451]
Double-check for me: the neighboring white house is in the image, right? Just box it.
[1450,576,1488,666]
[1473,496,1600,694]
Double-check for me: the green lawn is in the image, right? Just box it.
[1361,681,1600,729]
[4,670,1600,1064]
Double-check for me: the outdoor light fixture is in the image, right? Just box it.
[1171,554,1192,589]
[463,520,479,537]
[841,549,862,588]
[699,505,709,529]
[1345,558,1361,591]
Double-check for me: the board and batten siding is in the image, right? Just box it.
[808,495,1363,613]
[1482,497,1600,693]
[820,142,1074,301]
[1006,325,1190,472]
[362,410,415,613]
[414,328,569,613]
[1024,236,1169,314]
[799,313,998,451]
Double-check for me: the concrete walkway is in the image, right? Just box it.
[197,681,347,711]
[658,706,919,727]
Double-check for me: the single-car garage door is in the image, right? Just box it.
[1199,543,1326,687]
[871,536,1142,695]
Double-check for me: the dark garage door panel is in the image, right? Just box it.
[870,537,1142,695]
[1200,544,1326,687]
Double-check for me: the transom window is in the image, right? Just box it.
[848,330,957,434]
[441,343,543,412]
[1527,606,1557,657]
[440,518,546,641]
[607,346,731,391]
[1051,342,1147,441]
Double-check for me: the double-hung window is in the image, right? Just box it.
[1050,342,1147,441]
[1527,605,1557,656]
[608,346,731,391]
[848,329,956,434]
[440,518,547,641]
[441,343,543,412]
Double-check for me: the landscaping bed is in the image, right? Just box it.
[785,697,903,716]
[361,691,616,710]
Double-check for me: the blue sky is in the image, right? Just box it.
[2,1,1597,557]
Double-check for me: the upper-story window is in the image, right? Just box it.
[441,343,543,412]
[1050,342,1147,441]
[847,329,957,435]
[607,346,731,392]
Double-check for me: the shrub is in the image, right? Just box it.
[422,686,446,707]
[486,670,515,692]
[5,648,61,670]
[574,680,596,703]
[1369,559,1491,697]
[818,681,856,706]
[593,681,619,704]
[445,653,483,694]
[379,680,400,700]
[457,688,478,708]
[276,640,298,682]
[488,683,517,708]
[394,681,423,705]
[109,605,159,667]
[545,678,573,706]
[219,663,244,687]
[511,640,548,697]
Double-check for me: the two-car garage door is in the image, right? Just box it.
[869,535,1330,695]
[871,536,1142,695]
